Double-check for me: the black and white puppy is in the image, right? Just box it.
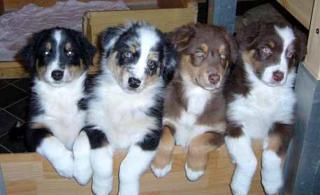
[224,22,306,195]
[72,22,177,195]
[20,27,96,178]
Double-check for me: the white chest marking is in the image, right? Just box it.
[32,75,86,149]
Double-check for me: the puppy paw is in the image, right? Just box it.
[185,163,204,181]
[54,153,74,178]
[92,179,112,195]
[73,165,92,185]
[151,161,172,178]
[230,179,250,195]
[262,178,282,195]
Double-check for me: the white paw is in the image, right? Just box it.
[92,179,112,195]
[262,178,283,195]
[151,161,172,178]
[73,164,92,185]
[185,163,204,181]
[54,153,74,178]
[231,178,250,195]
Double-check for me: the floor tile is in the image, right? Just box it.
[0,109,18,136]
[11,78,31,92]
[5,97,29,122]
[0,133,27,153]
[0,144,12,153]
[0,85,27,108]
[0,80,9,89]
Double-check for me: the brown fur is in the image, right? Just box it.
[186,132,224,171]
[267,123,293,157]
[152,125,175,169]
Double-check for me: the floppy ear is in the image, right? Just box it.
[236,22,261,50]
[223,30,238,63]
[18,31,45,72]
[161,38,178,85]
[167,24,195,53]
[74,31,96,68]
[101,26,125,58]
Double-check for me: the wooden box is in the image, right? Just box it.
[0,144,265,195]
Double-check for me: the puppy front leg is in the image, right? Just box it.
[27,126,73,178]
[262,123,292,195]
[186,131,224,181]
[119,130,160,195]
[151,125,175,178]
[225,126,257,195]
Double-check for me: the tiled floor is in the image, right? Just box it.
[0,78,30,153]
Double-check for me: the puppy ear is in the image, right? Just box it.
[18,31,45,72]
[223,30,238,63]
[74,31,96,68]
[101,26,125,57]
[161,38,178,85]
[167,24,195,52]
[236,22,261,50]
[294,28,307,62]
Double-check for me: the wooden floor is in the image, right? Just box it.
[0,144,265,195]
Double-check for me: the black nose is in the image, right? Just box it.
[128,77,141,89]
[51,70,64,81]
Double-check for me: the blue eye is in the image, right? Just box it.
[123,51,133,59]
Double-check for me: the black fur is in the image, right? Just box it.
[82,125,109,149]
[26,127,53,152]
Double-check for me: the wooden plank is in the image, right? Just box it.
[0,144,265,195]
[0,61,28,79]
[276,0,314,29]
[304,0,320,80]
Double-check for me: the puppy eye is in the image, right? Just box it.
[261,46,272,56]
[66,50,73,56]
[220,54,226,59]
[286,50,295,58]
[44,50,50,56]
[123,51,133,59]
[148,60,158,71]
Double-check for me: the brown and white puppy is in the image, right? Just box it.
[224,22,306,195]
[151,23,237,181]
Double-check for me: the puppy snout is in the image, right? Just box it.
[208,73,220,85]
[51,70,64,81]
[272,71,284,82]
[128,77,141,89]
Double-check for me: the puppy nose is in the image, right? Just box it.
[272,71,284,82]
[208,73,220,85]
[51,70,64,81]
[128,77,141,89]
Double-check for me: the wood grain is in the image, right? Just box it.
[0,144,265,195]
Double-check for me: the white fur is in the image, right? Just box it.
[261,150,283,194]
[32,73,87,149]
[225,136,257,195]
[185,163,204,181]
[228,64,296,139]
[87,71,161,149]
[119,145,155,195]
[151,161,172,178]
[91,146,114,195]
[37,136,73,178]
[134,28,160,79]
[165,81,224,147]
[73,131,92,185]
[261,26,295,86]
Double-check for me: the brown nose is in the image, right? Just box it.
[208,73,220,85]
[272,71,284,82]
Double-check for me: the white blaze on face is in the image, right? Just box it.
[133,27,160,80]
[45,30,62,84]
[262,26,295,86]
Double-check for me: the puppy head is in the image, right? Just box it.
[169,23,237,91]
[101,22,177,93]
[19,27,96,87]
[237,22,306,86]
